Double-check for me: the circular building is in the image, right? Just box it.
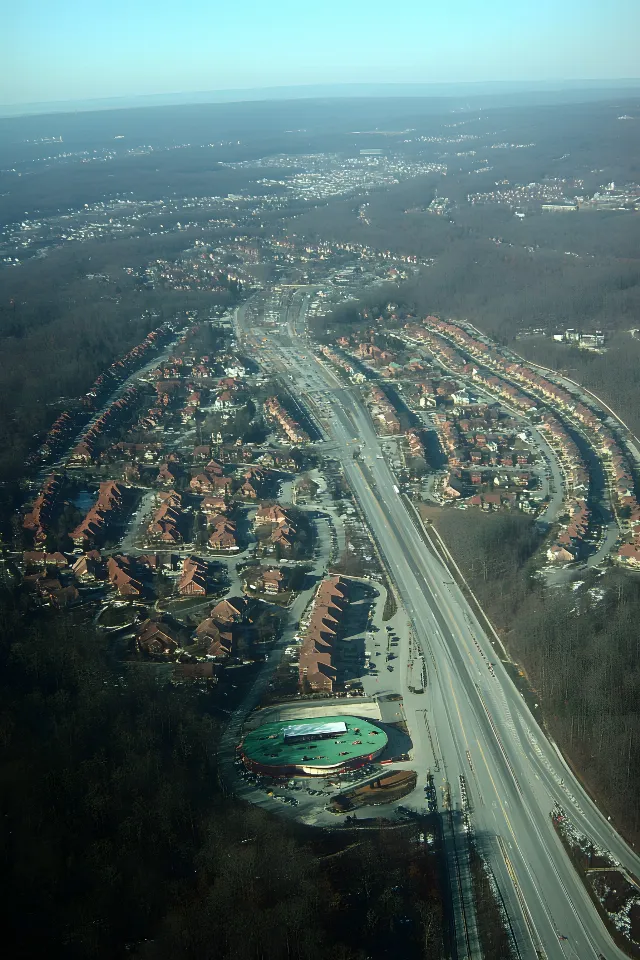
[241,715,388,777]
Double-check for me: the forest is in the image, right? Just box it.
[0,586,447,960]
[517,332,640,438]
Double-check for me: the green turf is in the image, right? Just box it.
[242,715,388,771]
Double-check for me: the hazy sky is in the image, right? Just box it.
[2,0,639,105]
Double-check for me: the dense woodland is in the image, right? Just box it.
[428,509,640,844]
[290,95,640,345]
[517,332,640,437]
[0,587,446,959]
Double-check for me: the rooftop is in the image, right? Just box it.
[241,715,388,770]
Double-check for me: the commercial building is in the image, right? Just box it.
[240,715,388,777]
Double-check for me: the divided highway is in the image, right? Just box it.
[236,292,640,960]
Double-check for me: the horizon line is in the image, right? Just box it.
[2,77,640,120]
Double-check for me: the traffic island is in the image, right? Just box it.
[552,806,640,957]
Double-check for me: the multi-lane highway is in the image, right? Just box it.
[235,291,640,960]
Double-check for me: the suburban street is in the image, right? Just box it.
[34,326,189,490]
[236,290,640,960]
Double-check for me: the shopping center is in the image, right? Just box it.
[240,715,388,777]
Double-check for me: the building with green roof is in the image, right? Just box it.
[241,715,388,777]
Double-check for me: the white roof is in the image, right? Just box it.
[283,721,347,740]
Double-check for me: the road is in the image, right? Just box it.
[403,327,623,562]
[525,358,640,471]
[33,327,189,489]
[236,291,640,959]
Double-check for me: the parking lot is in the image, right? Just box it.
[232,754,404,826]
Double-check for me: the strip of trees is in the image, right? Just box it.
[432,509,640,843]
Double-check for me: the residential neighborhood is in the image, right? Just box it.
[15,312,381,712]
[320,311,640,568]
[15,225,640,730]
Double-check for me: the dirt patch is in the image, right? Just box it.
[591,871,635,913]
[553,813,640,956]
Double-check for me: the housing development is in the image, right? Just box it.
[10,220,640,959]
[8,198,640,959]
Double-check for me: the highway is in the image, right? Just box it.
[236,291,640,960]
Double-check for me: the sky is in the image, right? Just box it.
[2,0,639,106]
